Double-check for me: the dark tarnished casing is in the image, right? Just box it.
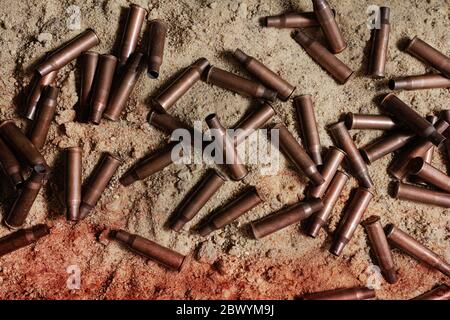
[198,187,263,236]
[149,111,193,135]
[328,122,373,188]
[234,48,295,101]
[104,52,145,121]
[302,287,375,300]
[36,29,100,76]
[312,0,346,53]
[79,153,122,219]
[171,169,226,232]
[0,120,48,173]
[89,54,118,124]
[147,19,168,79]
[345,113,396,130]
[412,285,450,300]
[25,70,58,121]
[5,171,46,229]
[294,95,322,165]
[307,171,348,238]
[330,187,373,256]
[0,224,50,257]
[362,215,398,284]
[408,157,450,192]
[265,10,335,28]
[78,51,98,122]
[0,137,23,189]
[118,4,147,68]
[294,30,353,84]
[308,146,346,199]
[29,86,59,150]
[206,66,277,101]
[251,199,323,239]
[112,229,185,271]
[381,93,445,147]
[393,181,450,208]
[406,36,450,78]
[206,114,248,181]
[389,74,450,91]
[368,7,390,78]
[386,224,450,277]
[233,102,276,146]
[152,58,210,113]
[65,147,82,221]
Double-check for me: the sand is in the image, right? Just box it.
[0,0,449,299]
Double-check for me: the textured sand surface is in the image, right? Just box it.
[0,0,449,299]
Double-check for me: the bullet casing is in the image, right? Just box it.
[345,113,396,130]
[36,29,99,76]
[386,224,450,277]
[389,74,450,91]
[198,187,263,236]
[406,36,450,78]
[408,157,450,192]
[149,111,193,135]
[295,95,322,165]
[0,137,23,189]
[118,4,147,67]
[274,123,324,186]
[25,70,58,120]
[0,224,50,257]
[329,122,374,188]
[78,51,98,121]
[251,199,323,239]
[233,102,276,145]
[312,0,347,53]
[152,58,210,113]
[330,187,373,256]
[65,147,82,221]
[147,19,168,79]
[294,30,353,84]
[303,287,375,300]
[394,181,450,208]
[265,11,335,28]
[113,230,185,271]
[206,66,277,101]
[5,171,46,229]
[368,7,390,78]
[79,153,121,219]
[412,285,450,300]
[234,48,295,101]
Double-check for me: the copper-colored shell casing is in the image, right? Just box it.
[0,120,48,173]
[65,147,82,221]
[274,123,324,186]
[113,230,185,271]
[206,114,248,181]
[345,113,396,130]
[5,171,46,229]
[198,187,263,236]
[412,285,450,300]
[408,157,450,192]
[0,224,49,257]
[233,102,276,145]
[78,51,98,121]
[381,93,445,146]
[294,30,353,84]
[171,169,226,232]
[330,187,373,256]
[234,48,295,101]
[362,215,398,284]
[389,74,450,91]
[368,7,390,78]
[206,66,277,101]
[307,171,348,238]
[386,224,450,277]
[312,0,347,54]
[25,70,58,120]
[118,4,147,67]
[328,122,373,188]
[29,86,59,150]
[303,287,375,300]
[388,119,448,180]
[251,198,323,239]
[36,29,99,76]
[149,111,193,135]
[406,36,450,78]
[265,10,335,28]
[360,129,415,164]
[308,146,346,199]
[294,95,322,165]
[393,181,450,208]
[0,137,23,189]
[104,53,145,121]
[79,153,122,219]
[89,54,118,124]
[147,19,168,79]
[152,58,210,113]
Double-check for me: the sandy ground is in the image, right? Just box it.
[0,0,449,299]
